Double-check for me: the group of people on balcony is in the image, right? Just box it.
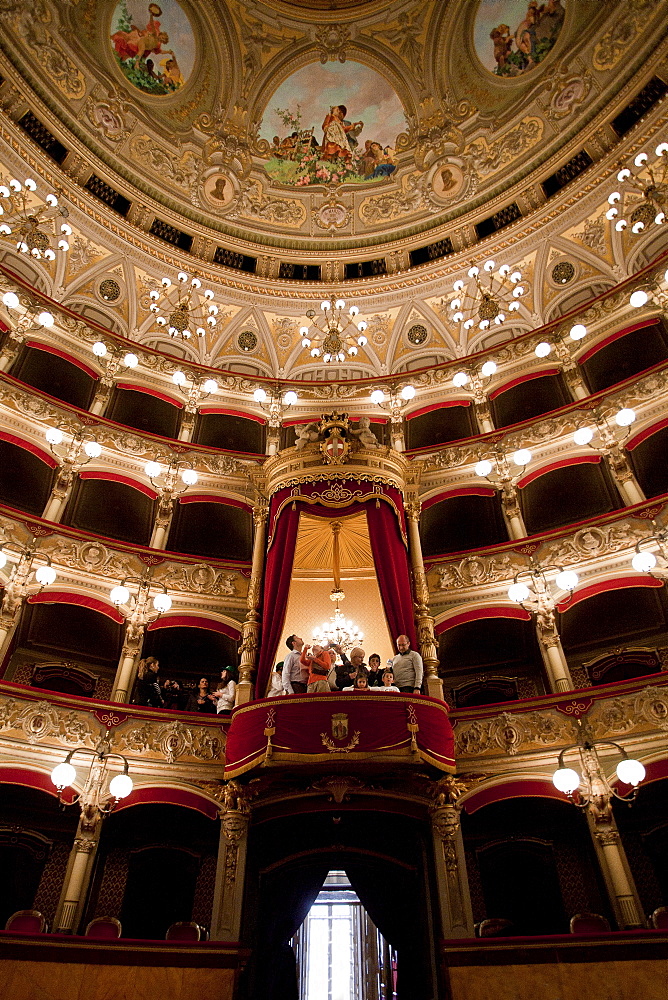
[273,633,424,696]
[134,658,237,714]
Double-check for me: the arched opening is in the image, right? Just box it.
[62,476,155,545]
[0,438,55,515]
[490,372,571,428]
[438,614,542,701]
[405,404,474,450]
[3,598,124,698]
[519,460,620,535]
[88,803,219,939]
[462,797,610,935]
[11,344,97,409]
[242,810,437,1000]
[167,499,253,561]
[106,385,182,439]
[139,623,239,708]
[420,493,506,556]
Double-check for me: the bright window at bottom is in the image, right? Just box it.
[292,870,397,1000]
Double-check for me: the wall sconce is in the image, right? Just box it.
[553,738,645,819]
[51,741,133,831]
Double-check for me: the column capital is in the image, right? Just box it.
[404,500,422,521]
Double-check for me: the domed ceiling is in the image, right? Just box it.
[0,0,666,383]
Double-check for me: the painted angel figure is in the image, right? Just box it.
[321,104,363,163]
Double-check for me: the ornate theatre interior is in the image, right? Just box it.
[0,0,668,997]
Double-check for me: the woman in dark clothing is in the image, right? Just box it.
[186,676,216,713]
[135,657,164,707]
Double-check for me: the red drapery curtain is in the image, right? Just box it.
[255,483,416,696]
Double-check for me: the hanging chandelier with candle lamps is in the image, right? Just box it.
[447,260,525,333]
[149,271,219,340]
[0,177,72,260]
[300,297,368,363]
[312,520,364,651]
[606,141,668,234]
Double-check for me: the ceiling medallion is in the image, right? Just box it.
[300,296,368,363]
[606,142,668,234]
[99,278,121,302]
[448,260,525,333]
[238,330,258,353]
[551,261,575,285]
[408,323,428,346]
[149,271,219,340]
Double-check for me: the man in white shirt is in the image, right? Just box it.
[391,635,424,694]
[281,634,308,694]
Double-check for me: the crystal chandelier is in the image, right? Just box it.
[300,297,368,363]
[0,177,72,260]
[606,142,668,234]
[311,521,363,652]
[448,260,525,333]
[149,271,219,340]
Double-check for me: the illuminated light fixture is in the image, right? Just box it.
[311,521,363,652]
[630,521,668,579]
[447,260,525,333]
[144,458,198,494]
[300,296,367,364]
[553,738,645,815]
[109,575,172,617]
[629,289,649,308]
[535,341,552,358]
[0,178,73,260]
[51,743,134,829]
[606,143,668,235]
[45,427,102,474]
[149,272,219,340]
[569,324,587,340]
[2,291,19,310]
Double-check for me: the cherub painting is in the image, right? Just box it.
[110,1,195,96]
[475,0,566,78]
[261,60,406,187]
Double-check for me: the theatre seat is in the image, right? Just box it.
[165,921,206,941]
[85,916,122,938]
[570,911,611,934]
[475,918,514,937]
[650,906,668,929]
[5,909,49,933]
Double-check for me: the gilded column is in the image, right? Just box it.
[236,501,268,705]
[604,444,646,507]
[210,783,251,941]
[429,777,474,938]
[89,377,113,417]
[500,481,527,540]
[54,824,100,933]
[42,465,77,522]
[535,605,574,694]
[110,621,145,703]
[0,328,24,371]
[405,501,443,699]
[150,490,176,549]
[177,403,196,442]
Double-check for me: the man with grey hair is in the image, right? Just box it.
[391,634,423,694]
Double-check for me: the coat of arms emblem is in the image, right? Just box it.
[319,412,350,465]
[331,713,348,740]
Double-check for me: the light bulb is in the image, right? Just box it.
[46,193,58,207]
[177,272,188,283]
[84,441,102,458]
[348,346,358,356]
[60,223,72,236]
[553,767,580,794]
[512,449,531,466]
[464,319,475,329]
[152,592,172,613]
[555,570,578,592]
[110,585,130,606]
[9,179,21,192]
[615,407,635,427]
[573,427,593,446]
[451,298,461,310]
[617,168,631,182]
[508,582,530,603]
[92,342,107,357]
[124,353,139,369]
[283,391,298,406]
[190,277,201,289]
[483,259,495,272]
[453,312,464,323]
[161,277,171,287]
[452,371,469,387]
[608,192,621,204]
[253,387,267,403]
[401,385,416,400]
[51,761,76,789]
[2,291,19,309]
[203,379,218,394]
[510,271,522,283]
[320,300,331,312]
[615,219,627,231]
[630,289,648,308]
[512,285,524,297]
[58,240,69,252]
[172,370,187,385]
[475,460,493,477]
[43,249,56,261]
[204,289,214,300]
[480,360,497,377]
[302,338,311,348]
[357,321,368,332]
[0,552,6,569]
[467,266,479,278]
[45,428,63,445]
[616,758,645,786]
[371,390,385,404]
[335,299,345,310]
[453,280,464,292]
[606,208,619,220]
[311,347,320,357]
[299,326,309,337]
[24,178,37,191]
[181,469,198,486]
[634,152,648,167]
[349,305,359,317]
[38,311,54,328]
[144,461,161,479]
[109,773,133,799]
[535,342,551,358]
[34,565,56,586]
[656,143,668,156]
[632,550,656,573]
[569,324,586,340]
